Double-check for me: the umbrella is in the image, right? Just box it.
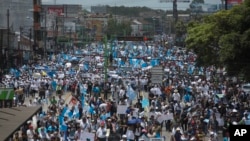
[65,62,72,68]
[127,119,137,124]
[127,118,141,125]
[99,103,107,108]
[216,94,224,99]
[5,75,11,79]
[33,73,41,78]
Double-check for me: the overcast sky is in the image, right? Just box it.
[42,0,222,10]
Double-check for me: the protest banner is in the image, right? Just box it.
[80,132,95,141]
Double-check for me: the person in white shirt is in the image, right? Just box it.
[74,127,83,140]
[126,125,135,141]
[38,127,50,140]
[110,84,115,98]
[172,89,180,103]
[26,126,34,141]
[119,87,125,99]
[76,117,90,132]
[96,121,107,141]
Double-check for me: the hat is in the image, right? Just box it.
[92,130,96,133]
[174,89,178,93]
[176,127,181,131]
[232,109,238,112]
[186,102,191,106]
[122,135,127,138]
[210,132,214,135]
[142,129,147,133]
[100,121,105,126]
[108,119,111,121]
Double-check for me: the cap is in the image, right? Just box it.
[100,121,105,126]
[122,135,127,138]
[176,127,181,131]
[142,129,147,133]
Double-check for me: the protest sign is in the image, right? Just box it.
[117,105,127,114]
[80,132,95,141]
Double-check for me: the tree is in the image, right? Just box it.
[175,21,187,47]
[185,0,250,81]
[106,18,132,38]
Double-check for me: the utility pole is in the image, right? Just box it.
[173,0,178,23]
[44,10,47,61]
[7,9,10,68]
[225,0,228,10]
[29,28,32,62]
[19,26,23,67]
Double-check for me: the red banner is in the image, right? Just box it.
[227,0,243,4]
[48,7,64,16]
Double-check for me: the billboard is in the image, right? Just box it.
[0,88,14,100]
[48,7,64,16]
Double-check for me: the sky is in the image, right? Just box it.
[42,0,223,11]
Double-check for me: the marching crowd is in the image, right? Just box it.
[0,39,250,141]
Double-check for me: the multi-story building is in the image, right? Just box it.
[0,0,36,67]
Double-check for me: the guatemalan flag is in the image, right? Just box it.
[79,83,87,108]
[127,85,136,101]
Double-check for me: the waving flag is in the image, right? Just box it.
[127,85,136,101]
[51,81,57,91]
[79,83,87,108]
[59,106,68,131]
[150,59,159,67]
[73,106,80,119]
[88,105,95,115]
[141,97,149,108]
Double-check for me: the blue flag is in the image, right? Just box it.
[141,97,149,108]
[127,86,136,101]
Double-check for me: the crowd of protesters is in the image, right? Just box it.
[0,38,250,141]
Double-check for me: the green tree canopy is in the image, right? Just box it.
[106,19,132,38]
[185,0,250,81]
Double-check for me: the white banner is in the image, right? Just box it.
[159,0,190,2]
[117,105,128,114]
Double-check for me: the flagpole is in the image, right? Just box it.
[104,35,108,83]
